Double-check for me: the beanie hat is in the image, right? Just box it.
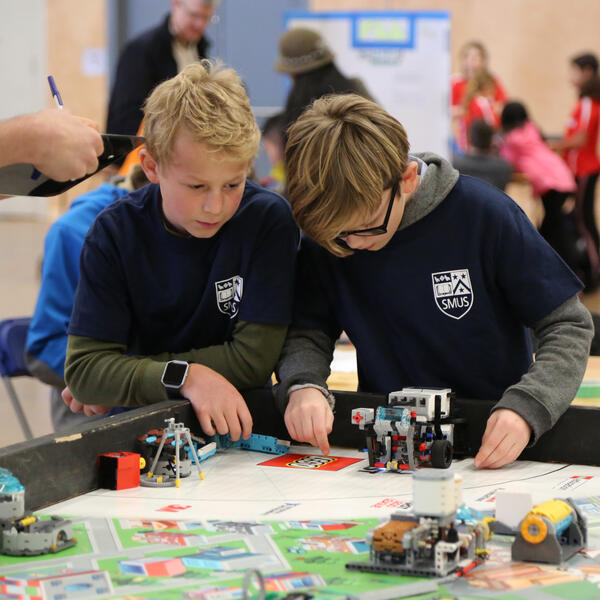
[274,28,335,75]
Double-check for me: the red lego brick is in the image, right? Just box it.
[98,452,141,490]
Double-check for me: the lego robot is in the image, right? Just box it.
[346,470,490,577]
[351,388,454,472]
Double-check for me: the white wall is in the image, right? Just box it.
[0,0,48,218]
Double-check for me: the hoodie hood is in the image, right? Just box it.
[399,152,459,231]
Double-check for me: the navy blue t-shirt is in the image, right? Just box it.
[295,175,583,400]
[69,180,299,354]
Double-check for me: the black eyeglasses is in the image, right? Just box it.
[336,179,400,240]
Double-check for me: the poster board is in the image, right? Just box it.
[284,11,451,157]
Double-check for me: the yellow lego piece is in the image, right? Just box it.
[521,514,548,544]
[530,499,572,524]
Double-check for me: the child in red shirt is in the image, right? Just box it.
[552,53,600,289]
[451,41,507,152]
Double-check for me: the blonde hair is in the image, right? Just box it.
[461,70,496,111]
[143,60,260,164]
[285,94,409,256]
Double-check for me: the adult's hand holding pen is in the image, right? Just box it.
[0,108,103,181]
[26,108,104,180]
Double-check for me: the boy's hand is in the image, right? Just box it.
[61,386,111,416]
[285,388,334,455]
[474,408,531,469]
[181,364,252,441]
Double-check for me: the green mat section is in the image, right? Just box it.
[576,383,600,398]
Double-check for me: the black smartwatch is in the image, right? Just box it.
[161,360,189,399]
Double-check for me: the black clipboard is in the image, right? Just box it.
[0,134,145,197]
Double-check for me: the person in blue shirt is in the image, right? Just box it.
[276,94,593,469]
[63,62,298,442]
[25,167,149,431]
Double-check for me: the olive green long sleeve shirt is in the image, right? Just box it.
[65,320,287,406]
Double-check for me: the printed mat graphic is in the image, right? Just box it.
[3,516,600,600]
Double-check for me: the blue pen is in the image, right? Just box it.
[32,75,64,180]
[47,75,64,108]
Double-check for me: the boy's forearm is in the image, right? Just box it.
[274,327,337,413]
[493,295,593,442]
[65,322,288,406]
[65,335,168,406]
[151,321,288,390]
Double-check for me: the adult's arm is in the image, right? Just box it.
[65,321,287,406]
[493,295,593,443]
[0,110,103,181]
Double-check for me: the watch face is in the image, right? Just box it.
[163,362,188,387]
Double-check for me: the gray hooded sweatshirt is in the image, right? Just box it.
[276,152,594,444]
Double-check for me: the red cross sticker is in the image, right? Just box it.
[353,412,365,424]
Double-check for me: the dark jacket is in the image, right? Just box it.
[106,15,210,135]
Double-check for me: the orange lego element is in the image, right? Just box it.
[371,519,419,554]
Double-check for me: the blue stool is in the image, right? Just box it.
[0,317,34,440]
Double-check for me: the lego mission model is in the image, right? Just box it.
[491,492,587,565]
[346,470,490,577]
[511,499,586,564]
[0,468,76,556]
[134,419,291,489]
[137,419,209,487]
[351,388,455,471]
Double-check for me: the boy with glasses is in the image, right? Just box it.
[276,94,593,469]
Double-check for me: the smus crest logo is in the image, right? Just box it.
[215,275,244,318]
[431,269,473,320]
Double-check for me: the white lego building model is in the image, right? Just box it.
[347,470,489,577]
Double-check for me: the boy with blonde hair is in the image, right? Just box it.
[277,94,593,468]
[65,62,299,440]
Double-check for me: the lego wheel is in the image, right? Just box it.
[520,515,548,544]
[431,440,452,468]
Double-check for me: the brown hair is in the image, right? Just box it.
[143,60,260,165]
[285,94,409,256]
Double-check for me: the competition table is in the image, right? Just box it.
[2,385,600,600]
[1,384,600,512]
